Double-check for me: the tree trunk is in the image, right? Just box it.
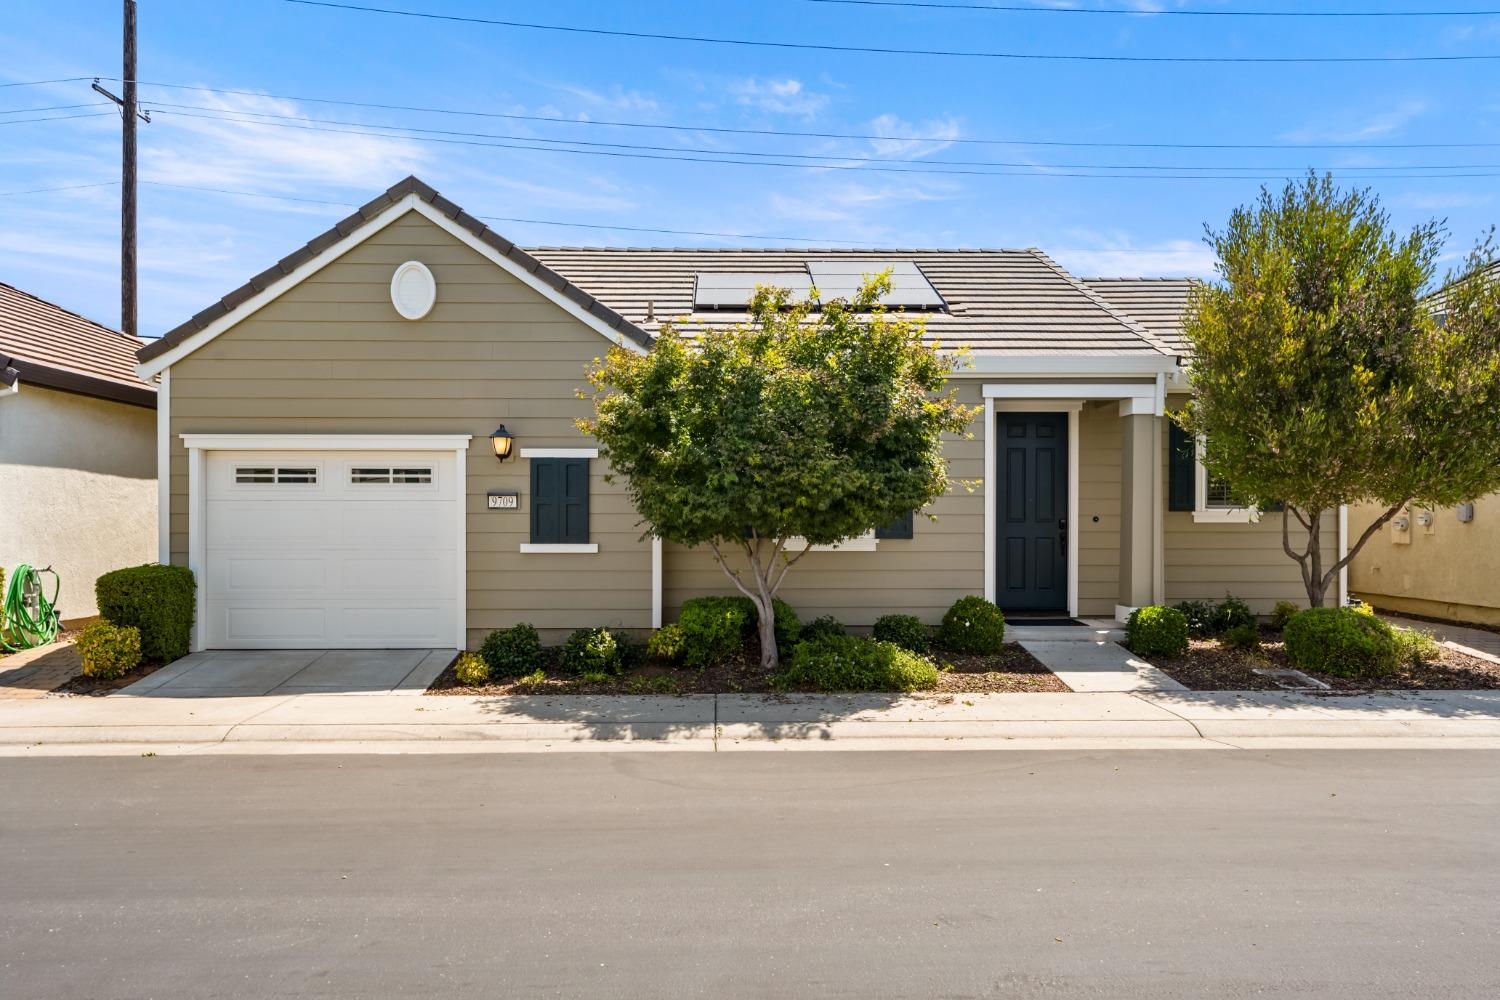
[1281,502,1408,608]
[706,535,810,672]
[754,599,778,671]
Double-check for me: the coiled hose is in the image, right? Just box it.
[1,564,61,652]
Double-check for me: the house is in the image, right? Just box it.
[1,283,157,619]
[1348,259,1500,627]
[136,176,1339,652]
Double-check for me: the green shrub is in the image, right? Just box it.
[801,615,846,643]
[559,627,624,675]
[776,634,938,692]
[938,596,1006,654]
[1350,600,1377,617]
[95,563,195,663]
[578,670,612,684]
[74,620,142,680]
[515,667,546,687]
[646,623,688,664]
[1270,600,1301,630]
[872,613,929,653]
[1283,607,1398,677]
[479,623,543,677]
[1126,606,1189,658]
[1221,623,1261,652]
[677,597,754,668]
[1213,595,1256,634]
[1173,600,1218,638]
[1393,626,1442,666]
[453,652,490,687]
[626,674,682,695]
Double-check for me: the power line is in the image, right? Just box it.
[280,0,1500,63]
[112,80,1500,151]
[0,181,120,197]
[140,106,1500,180]
[0,101,114,114]
[796,0,1500,16]
[0,111,118,126]
[0,76,97,88]
[139,100,1500,173]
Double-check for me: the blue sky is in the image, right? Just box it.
[3,0,1498,338]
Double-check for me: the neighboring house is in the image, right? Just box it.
[1349,259,1500,627]
[1,283,157,619]
[136,176,1338,652]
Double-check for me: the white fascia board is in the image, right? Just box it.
[138,193,645,379]
[954,354,1181,378]
[983,382,1156,401]
[180,433,473,451]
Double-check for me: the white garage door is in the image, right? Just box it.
[203,450,460,648]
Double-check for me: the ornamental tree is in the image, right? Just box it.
[1179,173,1500,607]
[580,274,977,669]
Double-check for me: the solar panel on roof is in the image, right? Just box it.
[807,260,945,309]
[693,271,812,309]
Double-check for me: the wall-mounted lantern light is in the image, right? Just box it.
[490,424,515,462]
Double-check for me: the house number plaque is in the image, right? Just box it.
[487,490,519,510]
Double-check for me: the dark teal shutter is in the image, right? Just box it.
[1168,421,1195,512]
[1261,499,1284,513]
[531,458,589,544]
[875,511,914,540]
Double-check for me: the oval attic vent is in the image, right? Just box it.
[391,260,437,320]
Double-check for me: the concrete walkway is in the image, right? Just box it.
[1382,614,1500,665]
[1010,619,1186,692]
[3,687,1499,755]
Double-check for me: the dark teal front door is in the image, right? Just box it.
[996,412,1068,611]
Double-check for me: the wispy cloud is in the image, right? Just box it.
[1279,100,1430,144]
[550,83,661,117]
[727,78,831,117]
[865,114,962,160]
[1049,232,1215,278]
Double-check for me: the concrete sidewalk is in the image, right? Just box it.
[3,687,1500,755]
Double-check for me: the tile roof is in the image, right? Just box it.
[1082,277,1200,355]
[136,176,651,365]
[527,246,1181,357]
[0,282,155,407]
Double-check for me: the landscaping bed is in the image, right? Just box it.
[53,660,165,697]
[1141,627,1500,692]
[426,641,1061,696]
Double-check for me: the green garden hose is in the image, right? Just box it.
[1,564,61,652]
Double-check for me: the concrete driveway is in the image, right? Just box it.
[115,649,453,697]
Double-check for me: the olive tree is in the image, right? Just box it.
[1180,173,1500,606]
[580,275,976,668]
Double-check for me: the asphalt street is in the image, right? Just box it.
[1,750,1497,999]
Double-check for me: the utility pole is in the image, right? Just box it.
[92,1,148,338]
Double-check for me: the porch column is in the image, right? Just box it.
[1117,411,1160,618]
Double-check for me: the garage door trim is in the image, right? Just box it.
[180,434,472,652]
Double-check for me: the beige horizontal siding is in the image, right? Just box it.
[167,211,652,647]
[1076,402,1123,617]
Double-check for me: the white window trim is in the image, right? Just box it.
[1192,438,1259,524]
[519,447,599,458]
[786,530,879,553]
[519,543,599,554]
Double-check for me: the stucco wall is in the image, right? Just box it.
[0,384,157,619]
[1349,497,1500,626]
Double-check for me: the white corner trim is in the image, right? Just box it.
[983,397,995,603]
[157,368,170,564]
[1068,409,1080,619]
[390,260,437,320]
[518,543,599,554]
[651,536,663,629]
[454,444,468,650]
[787,532,878,553]
[518,447,599,459]
[179,433,472,451]
[186,444,206,652]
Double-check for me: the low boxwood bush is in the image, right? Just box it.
[1283,607,1398,678]
[676,596,800,668]
[938,596,1005,654]
[872,613,929,653]
[646,623,688,664]
[1221,623,1260,652]
[95,563,195,663]
[1212,595,1256,634]
[1270,600,1301,630]
[453,652,490,687]
[800,615,846,643]
[74,620,142,680]
[1173,600,1217,639]
[776,634,938,692]
[1393,626,1442,666]
[479,623,543,677]
[560,626,624,675]
[1126,606,1189,658]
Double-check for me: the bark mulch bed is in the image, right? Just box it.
[1141,629,1500,693]
[54,661,166,697]
[427,642,1064,696]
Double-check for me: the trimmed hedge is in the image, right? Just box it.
[776,634,938,692]
[75,620,142,680]
[676,596,800,668]
[95,563,195,663]
[1126,606,1189,658]
[559,626,625,675]
[453,652,491,687]
[872,613,929,653]
[1283,607,1397,677]
[938,596,1005,654]
[479,623,543,677]
[646,623,688,664]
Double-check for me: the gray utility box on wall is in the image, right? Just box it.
[1457,502,1476,523]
